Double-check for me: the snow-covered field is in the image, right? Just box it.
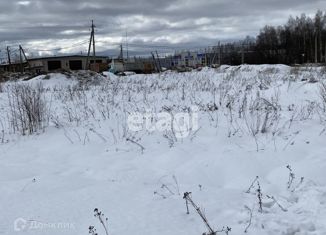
[0,65,326,235]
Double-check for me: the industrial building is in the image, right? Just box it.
[108,52,208,74]
[28,55,109,73]
[109,58,155,74]
[172,52,206,67]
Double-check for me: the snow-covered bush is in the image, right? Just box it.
[89,208,109,235]
[7,83,48,135]
[320,82,326,113]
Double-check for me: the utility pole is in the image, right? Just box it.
[6,46,11,72]
[92,20,96,64]
[151,52,159,73]
[86,20,96,70]
[119,44,124,61]
[86,29,93,68]
[156,51,162,72]
[218,42,221,65]
[204,48,207,67]
[19,45,30,69]
[169,55,173,68]
[241,43,245,64]
[126,30,129,62]
[19,46,23,73]
[211,45,220,66]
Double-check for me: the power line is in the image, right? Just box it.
[27,39,89,52]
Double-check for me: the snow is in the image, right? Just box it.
[0,65,326,235]
[26,73,78,88]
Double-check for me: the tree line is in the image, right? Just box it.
[217,10,326,65]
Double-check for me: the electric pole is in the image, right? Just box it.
[6,46,11,72]
[156,51,162,72]
[211,45,220,66]
[204,48,207,66]
[19,45,30,69]
[241,43,245,64]
[151,52,159,73]
[92,20,96,63]
[19,46,23,73]
[218,42,221,65]
[118,44,124,62]
[86,20,96,70]
[126,30,129,62]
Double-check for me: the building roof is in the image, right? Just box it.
[28,55,108,61]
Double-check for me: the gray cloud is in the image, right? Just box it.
[0,0,325,58]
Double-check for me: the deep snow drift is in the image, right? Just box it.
[0,65,326,235]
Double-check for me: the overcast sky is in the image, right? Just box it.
[0,0,325,58]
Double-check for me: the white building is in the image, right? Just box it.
[172,52,206,67]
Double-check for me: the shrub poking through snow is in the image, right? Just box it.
[217,226,232,235]
[154,191,167,199]
[183,192,219,235]
[7,83,48,135]
[256,181,263,213]
[161,184,175,195]
[245,176,263,213]
[126,137,145,154]
[89,208,109,235]
[244,205,253,233]
[172,175,181,195]
[286,165,304,192]
[286,165,295,189]
[291,177,304,192]
[89,226,98,235]
[320,82,326,112]
[245,176,259,194]
[266,195,288,212]
[154,175,181,199]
